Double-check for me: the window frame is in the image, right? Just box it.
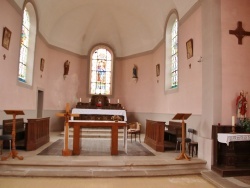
[88,45,114,96]
[164,11,179,94]
[18,2,37,87]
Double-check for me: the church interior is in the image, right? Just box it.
[0,0,250,187]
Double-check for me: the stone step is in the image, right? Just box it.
[0,162,207,178]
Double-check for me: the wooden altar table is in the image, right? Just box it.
[69,120,127,155]
[218,133,250,146]
[71,109,127,121]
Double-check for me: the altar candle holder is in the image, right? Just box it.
[231,116,236,134]
[232,125,236,134]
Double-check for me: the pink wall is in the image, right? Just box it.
[0,0,203,117]
[221,0,250,124]
[119,6,202,115]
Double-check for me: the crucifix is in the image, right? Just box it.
[56,103,79,156]
[2,110,24,161]
[229,21,250,45]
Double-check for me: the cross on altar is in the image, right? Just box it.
[56,103,79,156]
[229,21,250,45]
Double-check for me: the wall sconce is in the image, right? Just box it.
[197,56,202,63]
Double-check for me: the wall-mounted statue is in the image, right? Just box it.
[64,60,70,79]
[133,64,138,78]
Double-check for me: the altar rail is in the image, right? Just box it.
[25,117,50,151]
[144,119,166,152]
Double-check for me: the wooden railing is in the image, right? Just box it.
[144,119,166,152]
[25,117,50,151]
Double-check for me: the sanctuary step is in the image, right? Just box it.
[0,160,207,178]
[61,127,125,139]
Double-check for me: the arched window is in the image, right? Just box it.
[171,19,178,88]
[165,12,178,92]
[89,45,114,95]
[18,3,37,86]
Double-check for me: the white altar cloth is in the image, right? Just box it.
[71,108,127,121]
[217,133,250,146]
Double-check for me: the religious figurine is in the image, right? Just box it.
[63,60,70,79]
[132,64,138,78]
[236,90,248,122]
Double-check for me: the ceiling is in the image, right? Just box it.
[14,0,198,57]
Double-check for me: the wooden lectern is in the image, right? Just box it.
[56,103,79,156]
[2,110,25,161]
[172,113,192,161]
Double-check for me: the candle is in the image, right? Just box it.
[232,116,235,126]
[117,99,120,103]
[89,98,91,102]
[80,98,81,102]
[108,99,110,103]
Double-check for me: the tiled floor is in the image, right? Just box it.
[0,132,249,188]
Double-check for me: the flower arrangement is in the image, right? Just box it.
[111,115,122,122]
[239,118,250,133]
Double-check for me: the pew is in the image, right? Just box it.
[2,117,50,151]
[2,118,26,149]
[25,117,50,151]
[144,119,166,152]
[144,120,183,152]
[165,121,182,143]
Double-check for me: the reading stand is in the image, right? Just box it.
[1,110,24,161]
[172,113,192,161]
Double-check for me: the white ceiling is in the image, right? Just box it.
[14,0,198,57]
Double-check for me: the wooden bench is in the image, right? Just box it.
[2,117,50,151]
[144,119,166,152]
[2,118,26,149]
[165,121,183,143]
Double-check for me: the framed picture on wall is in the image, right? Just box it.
[2,27,12,50]
[186,39,193,59]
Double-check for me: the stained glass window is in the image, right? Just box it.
[90,47,113,95]
[18,8,30,82]
[171,19,178,88]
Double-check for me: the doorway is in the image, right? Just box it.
[37,90,44,118]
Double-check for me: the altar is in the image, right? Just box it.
[212,125,250,177]
[69,120,127,155]
[217,133,250,146]
[71,108,127,121]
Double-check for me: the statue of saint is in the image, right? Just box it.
[236,90,248,121]
[64,60,70,79]
[133,65,138,78]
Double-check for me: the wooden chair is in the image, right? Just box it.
[127,122,141,142]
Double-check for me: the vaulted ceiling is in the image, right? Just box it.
[14,0,198,57]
